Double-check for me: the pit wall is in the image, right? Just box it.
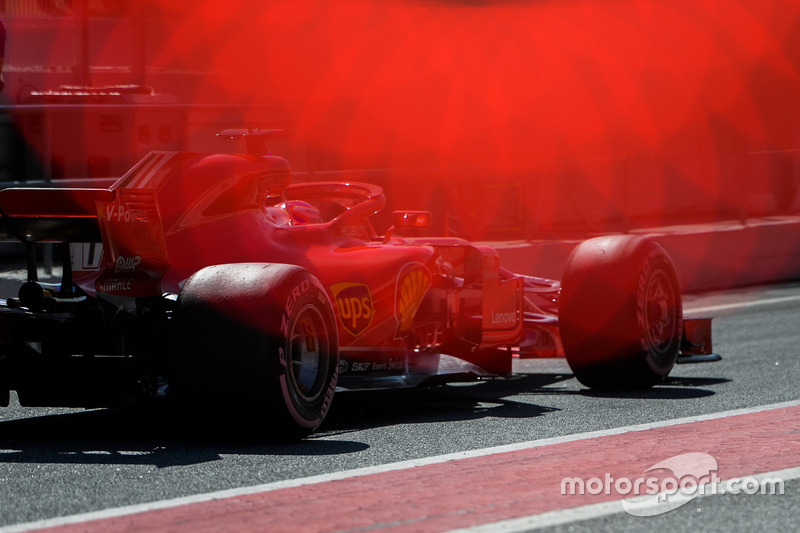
[490,216,800,293]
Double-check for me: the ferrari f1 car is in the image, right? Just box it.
[0,131,718,439]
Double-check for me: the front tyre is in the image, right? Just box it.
[559,236,682,389]
[175,263,338,440]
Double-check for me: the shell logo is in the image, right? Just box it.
[330,282,373,337]
[396,265,431,335]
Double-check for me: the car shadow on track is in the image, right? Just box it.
[0,400,372,468]
[0,374,569,466]
[318,373,571,436]
[0,373,727,466]
[577,376,731,399]
[319,373,728,435]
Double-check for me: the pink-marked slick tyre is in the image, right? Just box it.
[559,236,682,389]
[175,263,338,440]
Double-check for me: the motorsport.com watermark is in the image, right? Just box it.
[560,453,785,517]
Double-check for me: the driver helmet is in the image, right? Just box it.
[284,200,323,224]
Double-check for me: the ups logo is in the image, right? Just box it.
[330,282,374,337]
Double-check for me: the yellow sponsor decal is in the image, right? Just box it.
[396,265,431,335]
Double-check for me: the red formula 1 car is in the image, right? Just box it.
[0,131,718,439]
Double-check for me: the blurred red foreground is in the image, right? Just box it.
[4,0,800,238]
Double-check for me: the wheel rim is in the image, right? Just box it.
[287,303,330,404]
[644,268,678,362]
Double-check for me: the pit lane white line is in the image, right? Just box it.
[685,294,800,316]
[453,466,800,532]
[4,399,800,533]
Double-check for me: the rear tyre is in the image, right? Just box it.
[174,263,338,440]
[559,236,682,389]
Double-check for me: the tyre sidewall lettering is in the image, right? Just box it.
[281,278,311,337]
[276,275,337,429]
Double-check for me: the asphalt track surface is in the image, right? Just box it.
[0,282,799,531]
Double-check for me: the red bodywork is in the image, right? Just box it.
[0,151,557,391]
